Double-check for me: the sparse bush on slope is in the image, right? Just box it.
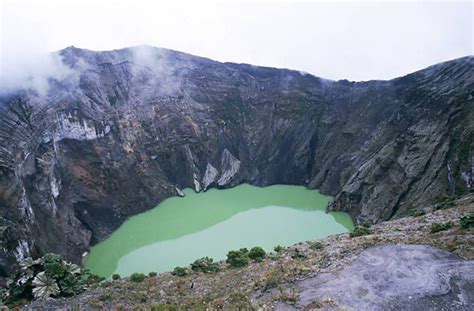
[227,248,249,267]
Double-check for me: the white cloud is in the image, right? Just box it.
[0,0,472,93]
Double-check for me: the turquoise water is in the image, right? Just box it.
[85,184,354,277]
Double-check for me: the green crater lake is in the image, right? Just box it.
[85,184,354,277]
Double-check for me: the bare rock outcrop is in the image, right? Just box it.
[276,244,474,310]
[217,149,241,186]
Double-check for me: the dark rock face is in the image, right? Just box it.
[275,244,474,311]
[0,46,472,274]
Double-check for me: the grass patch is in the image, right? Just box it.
[430,222,453,233]
[227,290,254,310]
[277,286,299,304]
[434,201,456,210]
[350,226,372,237]
[435,195,456,203]
[309,241,323,250]
[291,248,307,260]
[406,209,426,217]
[263,267,287,291]
[274,245,284,253]
[460,212,474,229]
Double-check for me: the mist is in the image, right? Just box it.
[0,52,75,96]
[1,0,472,96]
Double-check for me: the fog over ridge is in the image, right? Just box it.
[1,0,471,96]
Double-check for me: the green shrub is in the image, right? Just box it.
[460,213,474,229]
[291,248,307,260]
[190,257,219,273]
[309,241,323,250]
[430,222,453,233]
[435,195,455,203]
[42,253,67,279]
[172,266,189,277]
[111,274,120,280]
[148,272,157,277]
[4,253,100,306]
[59,274,86,296]
[434,201,456,210]
[130,272,146,283]
[248,247,266,262]
[350,226,372,238]
[226,248,249,268]
[406,209,426,217]
[274,245,284,253]
[83,271,105,285]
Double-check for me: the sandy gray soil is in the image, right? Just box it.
[275,244,474,310]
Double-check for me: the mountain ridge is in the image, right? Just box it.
[58,45,473,83]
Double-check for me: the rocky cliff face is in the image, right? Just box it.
[0,46,472,275]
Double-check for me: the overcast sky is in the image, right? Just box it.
[1,0,472,82]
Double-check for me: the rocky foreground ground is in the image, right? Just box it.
[25,195,473,310]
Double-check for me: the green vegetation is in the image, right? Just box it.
[277,286,299,304]
[430,222,453,233]
[274,245,284,253]
[309,241,323,250]
[291,248,307,260]
[130,273,146,283]
[460,212,474,229]
[3,253,102,306]
[406,209,426,217]
[148,272,157,277]
[213,95,246,126]
[263,266,287,291]
[226,248,249,267]
[227,290,254,310]
[111,274,121,280]
[434,195,457,210]
[172,266,189,277]
[350,226,372,238]
[190,257,219,273]
[248,246,266,262]
[435,195,455,203]
[435,201,456,210]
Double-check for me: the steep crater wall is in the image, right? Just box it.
[0,46,472,275]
